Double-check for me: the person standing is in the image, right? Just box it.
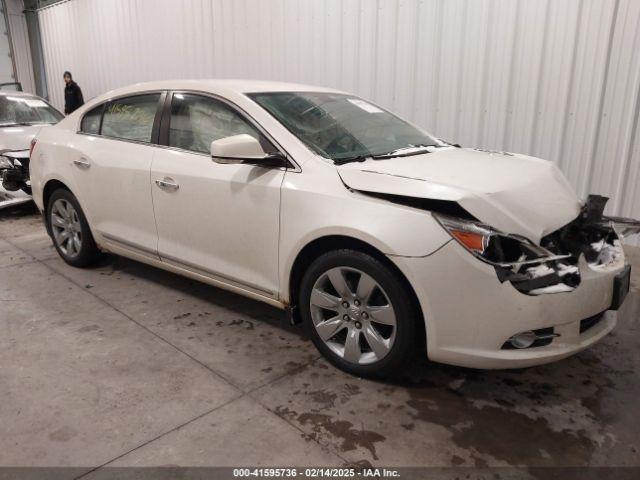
[63,71,84,115]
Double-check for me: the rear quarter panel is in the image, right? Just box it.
[30,124,90,222]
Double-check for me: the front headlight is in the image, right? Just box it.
[0,155,14,169]
[433,214,570,267]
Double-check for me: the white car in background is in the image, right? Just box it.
[0,90,63,196]
[29,80,636,377]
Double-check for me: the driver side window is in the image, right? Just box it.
[168,93,273,154]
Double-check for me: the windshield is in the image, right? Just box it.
[249,92,440,161]
[0,95,63,126]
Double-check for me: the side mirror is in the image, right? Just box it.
[211,134,286,167]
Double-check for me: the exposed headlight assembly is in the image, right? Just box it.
[433,197,636,296]
[0,155,14,170]
[433,214,570,268]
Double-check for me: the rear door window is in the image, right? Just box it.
[101,94,161,143]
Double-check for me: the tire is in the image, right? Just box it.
[299,249,422,378]
[47,188,101,267]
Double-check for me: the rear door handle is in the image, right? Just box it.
[155,177,179,191]
[73,158,91,169]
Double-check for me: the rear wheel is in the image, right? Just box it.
[47,189,101,267]
[299,249,421,378]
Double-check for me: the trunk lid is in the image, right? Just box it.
[0,124,49,152]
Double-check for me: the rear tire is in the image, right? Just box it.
[47,188,101,267]
[299,249,421,378]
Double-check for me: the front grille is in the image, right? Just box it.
[580,311,606,334]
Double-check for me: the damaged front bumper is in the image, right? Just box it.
[391,236,630,369]
[0,151,31,194]
[488,195,638,296]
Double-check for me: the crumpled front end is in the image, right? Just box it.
[494,195,637,298]
[0,149,31,193]
[337,148,584,244]
[390,194,638,369]
[392,235,627,369]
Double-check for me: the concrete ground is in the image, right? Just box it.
[1,202,640,476]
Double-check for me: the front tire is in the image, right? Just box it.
[299,249,421,378]
[47,189,101,267]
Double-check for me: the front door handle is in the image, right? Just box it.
[73,158,91,169]
[155,177,179,191]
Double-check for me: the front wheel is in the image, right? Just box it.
[47,189,102,267]
[299,249,422,378]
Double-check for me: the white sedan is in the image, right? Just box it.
[29,80,634,377]
[1,90,63,196]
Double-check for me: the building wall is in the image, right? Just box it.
[5,0,36,93]
[37,0,640,223]
[0,0,16,84]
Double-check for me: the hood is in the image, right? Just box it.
[0,124,49,152]
[337,147,581,244]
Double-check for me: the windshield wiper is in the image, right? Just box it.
[332,143,452,165]
[370,144,442,159]
[333,154,371,165]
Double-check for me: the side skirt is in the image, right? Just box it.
[99,234,287,310]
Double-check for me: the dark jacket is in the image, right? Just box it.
[64,81,84,114]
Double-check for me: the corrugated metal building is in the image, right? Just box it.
[1,0,17,85]
[2,0,36,92]
[30,0,640,226]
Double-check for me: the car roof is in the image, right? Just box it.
[92,79,347,103]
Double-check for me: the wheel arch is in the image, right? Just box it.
[42,179,72,208]
[41,179,96,242]
[286,235,425,348]
[42,179,74,235]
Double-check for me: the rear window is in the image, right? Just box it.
[0,95,63,126]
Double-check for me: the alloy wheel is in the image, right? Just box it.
[310,267,397,365]
[50,198,82,258]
